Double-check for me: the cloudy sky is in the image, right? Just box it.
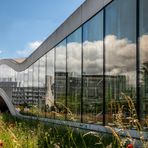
[0,0,85,59]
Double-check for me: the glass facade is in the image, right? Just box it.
[55,40,66,120]
[83,12,103,124]
[0,0,148,129]
[32,61,39,116]
[140,0,148,124]
[38,56,46,117]
[67,28,82,121]
[105,0,136,125]
[46,49,55,118]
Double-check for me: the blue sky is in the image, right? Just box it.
[0,0,85,59]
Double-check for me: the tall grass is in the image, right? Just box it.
[105,93,148,148]
[0,94,148,147]
[0,113,119,148]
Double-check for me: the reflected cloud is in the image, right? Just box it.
[56,46,66,72]
[140,35,148,62]
[83,41,103,75]
[67,42,81,75]
[1,34,148,88]
[105,35,136,75]
[105,35,136,86]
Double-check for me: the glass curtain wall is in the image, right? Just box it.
[15,71,24,109]
[23,69,29,115]
[28,66,33,115]
[0,65,17,107]
[33,61,39,116]
[14,72,21,106]
[67,28,82,121]
[83,11,103,124]
[38,56,46,117]
[105,0,137,125]
[140,0,148,124]
[55,40,66,120]
[46,49,55,118]
[12,70,17,108]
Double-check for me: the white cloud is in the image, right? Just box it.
[28,41,43,51]
[16,40,43,57]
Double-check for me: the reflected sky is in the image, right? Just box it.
[0,34,148,88]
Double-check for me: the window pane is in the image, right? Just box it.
[46,49,55,118]
[33,61,39,116]
[55,40,66,120]
[83,11,103,124]
[28,66,33,115]
[67,28,82,121]
[105,0,136,126]
[38,56,46,117]
[140,0,148,125]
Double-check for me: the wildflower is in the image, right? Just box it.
[127,144,133,148]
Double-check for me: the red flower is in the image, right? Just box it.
[0,140,3,147]
[127,144,133,148]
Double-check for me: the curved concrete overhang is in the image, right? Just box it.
[0,0,112,72]
[0,88,17,116]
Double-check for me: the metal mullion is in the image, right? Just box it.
[136,0,140,121]
[54,47,56,119]
[65,38,68,120]
[37,60,40,118]
[81,26,84,123]
[45,54,47,118]
[103,8,106,126]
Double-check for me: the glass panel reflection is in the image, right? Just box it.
[67,28,82,121]
[55,40,66,120]
[105,0,136,126]
[140,0,148,126]
[45,49,55,118]
[83,11,103,124]
[32,61,39,116]
[38,56,46,117]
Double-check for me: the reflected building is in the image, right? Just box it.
[0,0,148,131]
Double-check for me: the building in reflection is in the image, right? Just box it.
[140,61,148,117]
[0,0,148,131]
[12,87,46,106]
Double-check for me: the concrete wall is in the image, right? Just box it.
[0,0,113,72]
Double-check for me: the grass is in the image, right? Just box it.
[0,94,148,147]
[0,113,38,148]
[0,113,122,148]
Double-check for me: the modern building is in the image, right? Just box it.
[0,0,148,133]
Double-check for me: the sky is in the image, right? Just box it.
[0,0,85,59]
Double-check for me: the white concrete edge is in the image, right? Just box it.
[15,113,148,141]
